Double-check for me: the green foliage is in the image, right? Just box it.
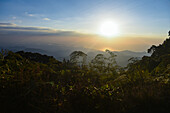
[0,37,170,113]
[127,37,170,76]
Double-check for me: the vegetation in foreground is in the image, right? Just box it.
[0,38,170,113]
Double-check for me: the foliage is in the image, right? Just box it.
[127,37,170,76]
[70,51,87,66]
[0,38,170,113]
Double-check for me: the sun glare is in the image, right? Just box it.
[99,20,119,37]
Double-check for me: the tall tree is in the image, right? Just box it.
[70,51,87,66]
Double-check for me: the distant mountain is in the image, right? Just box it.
[113,50,150,67]
[1,45,150,67]
[4,46,47,55]
[86,50,150,67]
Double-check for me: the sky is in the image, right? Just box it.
[0,0,170,51]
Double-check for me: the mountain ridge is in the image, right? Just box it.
[0,45,149,67]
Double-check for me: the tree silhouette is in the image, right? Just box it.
[105,49,118,73]
[91,53,106,72]
[70,51,87,66]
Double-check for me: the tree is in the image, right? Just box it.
[0,49,8,61]
[91,53,106,72]
[70,51,87,66]
[105,49,118,73]
[90,50,118,74]
[147,45,157,54]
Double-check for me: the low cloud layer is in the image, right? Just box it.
[0,23,16,26]
[0,23,85,36]
[0,23,164,52]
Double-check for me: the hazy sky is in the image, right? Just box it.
[0,0,170,51]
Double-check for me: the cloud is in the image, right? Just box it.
[12,17,17,19]
[25,12,35,17]
[28,14,34,17]
[43,18,50,21]
[0,23,163,52]
[25,12,38,17]
[0,23,16,26]
[0,23,94,50]
[0,23,50,31]
[25,12,45,18]
[0,23,85,37]
[0,26,49,31]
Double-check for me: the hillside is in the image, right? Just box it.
[0,38,170,113]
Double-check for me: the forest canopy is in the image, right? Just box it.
[0,37,170,113]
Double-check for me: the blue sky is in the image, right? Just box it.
[0,0,170,51]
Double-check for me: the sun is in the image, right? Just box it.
[99,20,119,37]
